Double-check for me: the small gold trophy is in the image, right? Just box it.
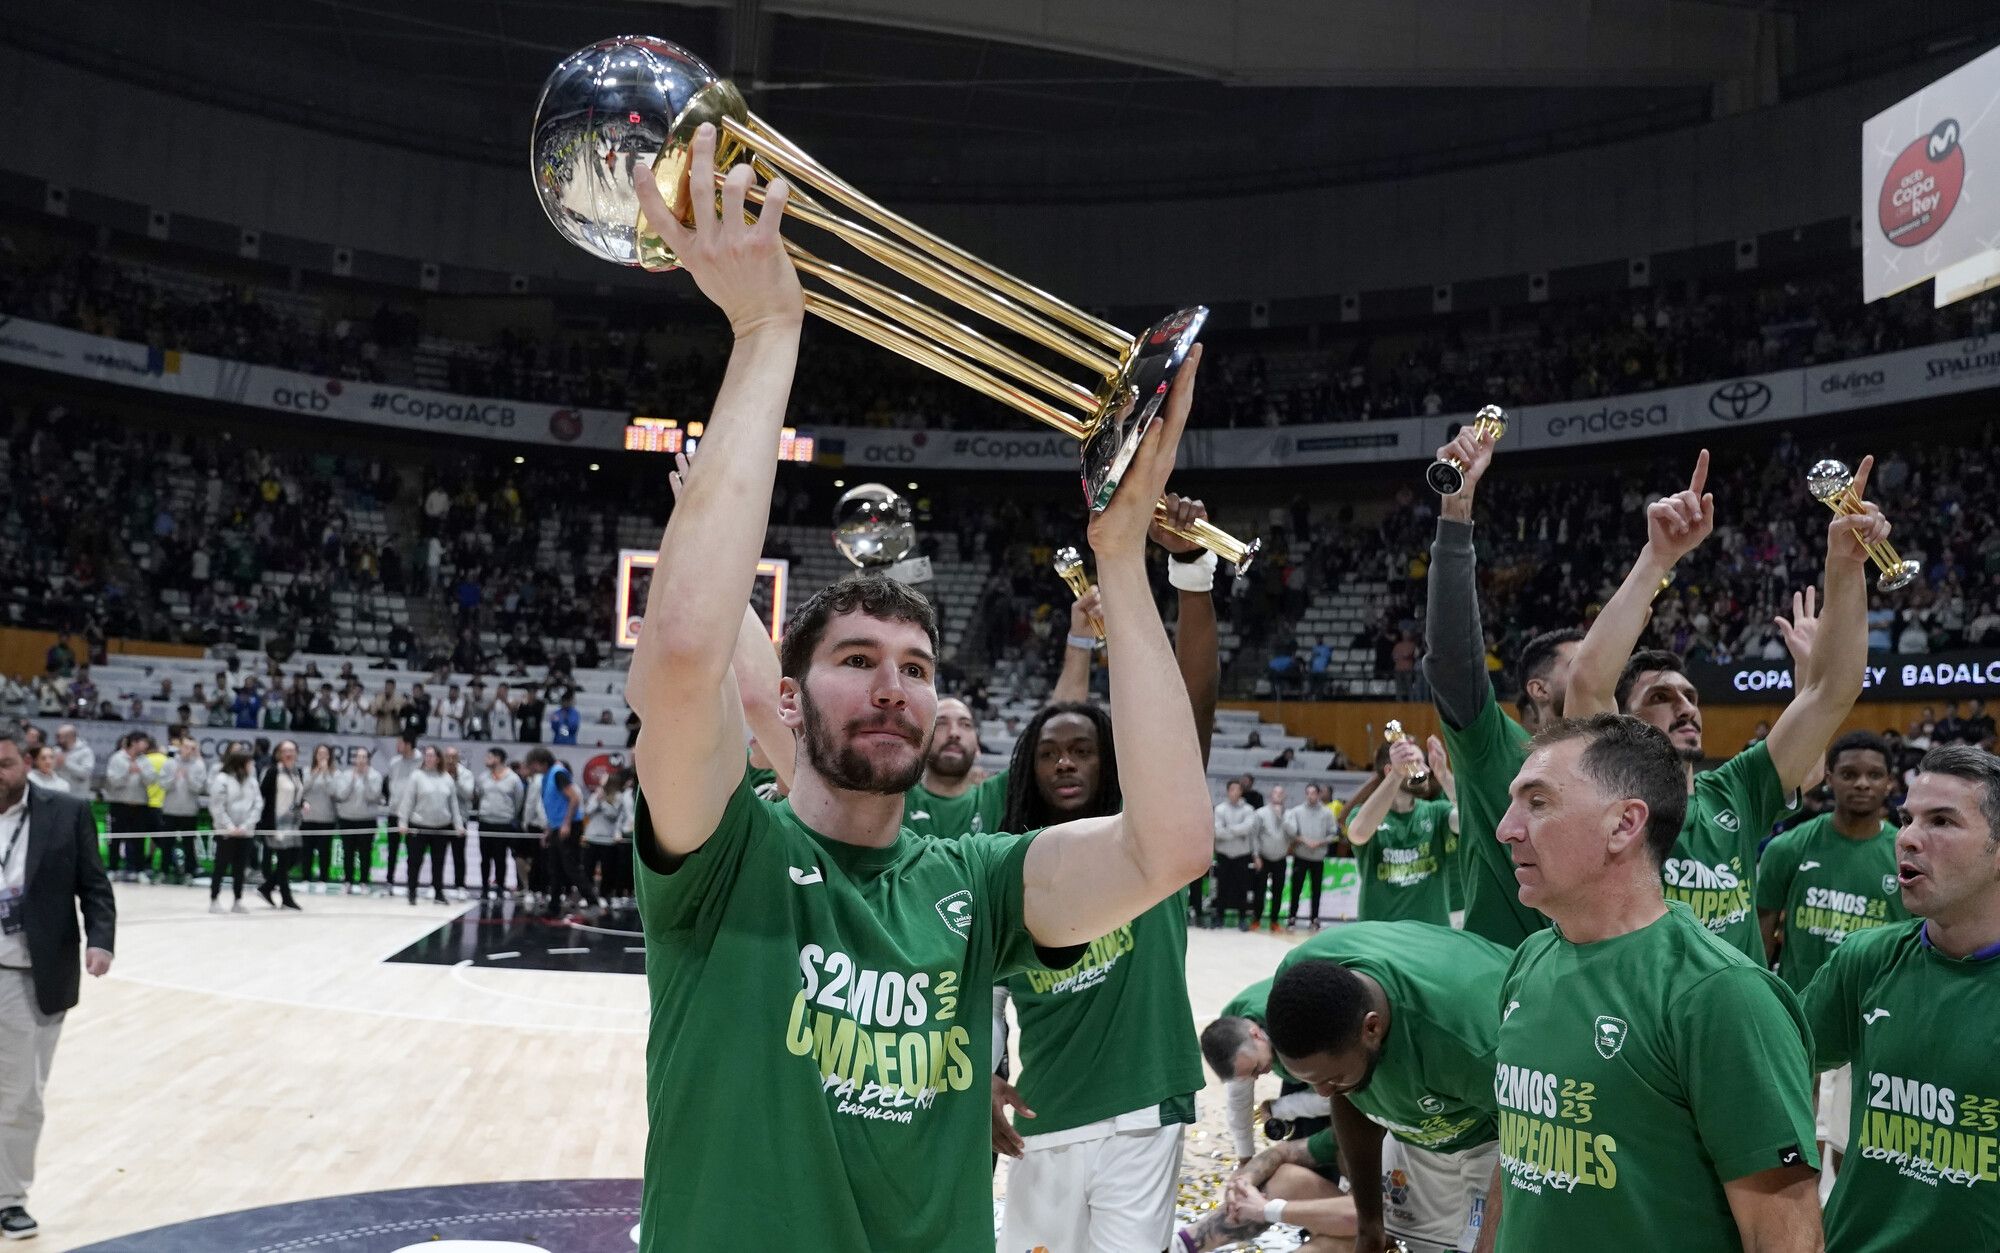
[1384,720,1430,784]
[1426,405,1507,496]
[1806,460,1920,591]
[1052,546,1103,641]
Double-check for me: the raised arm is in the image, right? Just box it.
[1424,422,1500,729]
[1155,494,1221,766]
[1348,740,1421,846]
[1021,350,1215,945]
[1565,449,1714,718]
[1760,461,1880,793]
[1051,587,1099,705]
[668,449,797,794]
[625,125,803,856]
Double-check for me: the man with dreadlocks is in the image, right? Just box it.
[992,494,1222,1253]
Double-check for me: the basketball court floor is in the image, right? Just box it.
[31,885,1309,1251]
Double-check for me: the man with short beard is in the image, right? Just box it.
[623,129,1213,1253]
[1564,450,1879,960]
[902,697,1003,838]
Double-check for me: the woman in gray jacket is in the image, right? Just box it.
[300,744,341,890]
[207,748,262,912]
[397,746,462,906]
[158,730,209,885]
[331,747,386,894]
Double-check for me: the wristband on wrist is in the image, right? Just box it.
[1167,549,1219,593]
[1263,1198,1288,1225]
[1065,634,1099,651]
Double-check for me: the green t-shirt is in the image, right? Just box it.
[632,773,1075,1251]
[1755,814,1908,992]
[902,769,1009,840]
[1356,796,1455,926]
[1007,888,1203,1137]
[1802,921,2000,1253]
[1663,742,1787,962]
[1492,902,1819,1253]
[1275,923,1508,1159]
[1440,690,1549,949]
[1220,977,1294,1084]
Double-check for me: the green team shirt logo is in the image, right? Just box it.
[783,949,980,1124]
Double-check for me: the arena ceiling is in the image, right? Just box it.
[8,0,1999,201]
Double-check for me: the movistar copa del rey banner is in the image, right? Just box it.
[1687,649,2000,704]
[6,312,2000,469]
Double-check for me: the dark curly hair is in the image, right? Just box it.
[779,575,939,679]
[1001,701,1120,831]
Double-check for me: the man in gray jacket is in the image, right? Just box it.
[1211,779,1261,930]
[50,727,92,800]
[1282,783,1337,928]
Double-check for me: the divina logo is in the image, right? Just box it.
[1708,379,1772,421]
[1819,370,1886,395]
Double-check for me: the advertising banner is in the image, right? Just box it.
[1862,43,2000,301]
[1686,649,2000,703]
[10,313,2000,470]
[0,315,629,449]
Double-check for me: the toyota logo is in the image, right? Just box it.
[1708,379,1772,422]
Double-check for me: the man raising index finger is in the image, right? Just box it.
[622,128,1213,1253]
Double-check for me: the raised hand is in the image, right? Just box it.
[1773,586,1820,671]
[1149,492,1209,555]
[1069,586,1103,640]
[1645,448,1716,566]
[1826,454,1891,568]
[1434,423,1498,498]
[1088,346,1202,558]
[633,124,803,338]
[1387,738,1425,777]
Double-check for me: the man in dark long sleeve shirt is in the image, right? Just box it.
[1421,422,1578,949]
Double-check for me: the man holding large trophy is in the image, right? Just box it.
[558,36,1220,1252]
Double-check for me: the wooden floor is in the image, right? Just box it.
[34,884,1303,1251]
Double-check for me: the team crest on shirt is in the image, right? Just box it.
[1419,1095,1446,1115]
[1884,873,1901,896]
[934,889,973,939]
[1593,1015,1629,1060]
[1714,810,1741,833]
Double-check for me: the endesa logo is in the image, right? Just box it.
[1543,402,1670,439]
[270,379,342,412]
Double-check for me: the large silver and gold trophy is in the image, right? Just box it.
[532,36,1256,572]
